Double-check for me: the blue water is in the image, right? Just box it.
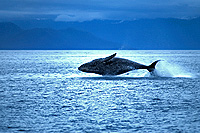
[0,50,200,132]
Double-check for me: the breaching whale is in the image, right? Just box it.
[78,53,160,75]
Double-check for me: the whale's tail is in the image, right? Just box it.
[147,60,161,72]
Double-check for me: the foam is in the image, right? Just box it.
[151,61,195,78]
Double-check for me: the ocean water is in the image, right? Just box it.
[0,50,200,133]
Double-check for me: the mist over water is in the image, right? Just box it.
[0,50,200,132]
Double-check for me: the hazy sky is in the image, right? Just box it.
[0,0,200,21]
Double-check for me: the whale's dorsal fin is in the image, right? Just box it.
[103,53,116,62]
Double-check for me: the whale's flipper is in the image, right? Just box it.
[103,53,117,62]
[147,60,161,72]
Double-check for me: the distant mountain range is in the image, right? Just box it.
[0,22,119,50]
[0,17,200,50]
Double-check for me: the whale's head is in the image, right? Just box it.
[78,53,116,74]
[78,58,103,73]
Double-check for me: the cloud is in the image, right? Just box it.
[55,11,105,22]
[0,0,200,21]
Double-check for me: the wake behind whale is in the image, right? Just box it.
[78,53,160,76]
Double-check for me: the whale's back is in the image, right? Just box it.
[97,57,147,75]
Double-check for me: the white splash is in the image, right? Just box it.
[152,61,194,78]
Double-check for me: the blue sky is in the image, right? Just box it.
[0,0,200,21]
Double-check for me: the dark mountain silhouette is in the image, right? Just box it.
[0,22,119,50]
[0,22,22,43]
[60,18,199,50]
[1,17,200,50]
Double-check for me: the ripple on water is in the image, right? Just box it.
[0,50,200,132]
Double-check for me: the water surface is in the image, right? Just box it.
[0,50,200,132]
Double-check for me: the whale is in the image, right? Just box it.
[78,53,160,75]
